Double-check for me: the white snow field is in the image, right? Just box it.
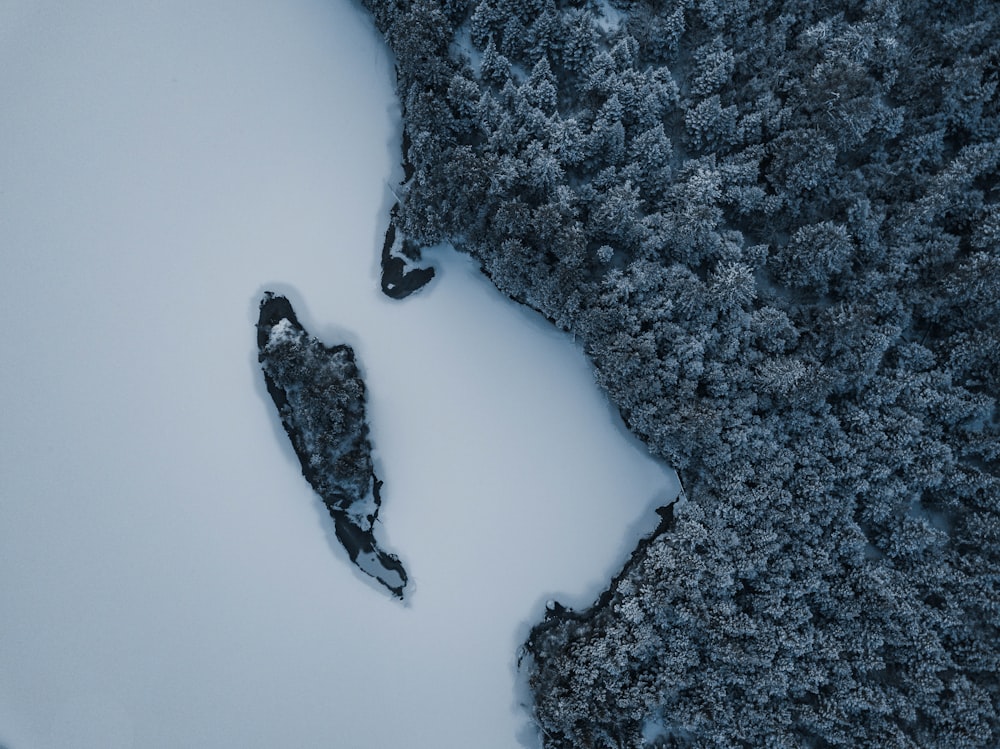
[0,2,678,748]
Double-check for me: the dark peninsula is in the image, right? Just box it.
[381,202,435,299]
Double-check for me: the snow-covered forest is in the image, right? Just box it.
[3,0,998,745]
[364,0,1000,745]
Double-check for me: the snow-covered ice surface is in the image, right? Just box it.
[0,2,678,748]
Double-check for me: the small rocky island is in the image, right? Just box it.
[257,292,407,598]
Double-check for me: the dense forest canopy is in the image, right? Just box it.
[360,0,1000,745]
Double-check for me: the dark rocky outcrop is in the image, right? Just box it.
[381,203,435,299]
[257,292,407,598]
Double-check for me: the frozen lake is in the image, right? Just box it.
[0,2,678,747]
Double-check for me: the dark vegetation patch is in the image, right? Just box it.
[257,292,407,599]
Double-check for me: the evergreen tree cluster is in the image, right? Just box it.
[258,293,408,598]
[261,317,377,523]
[361,0,999,743]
